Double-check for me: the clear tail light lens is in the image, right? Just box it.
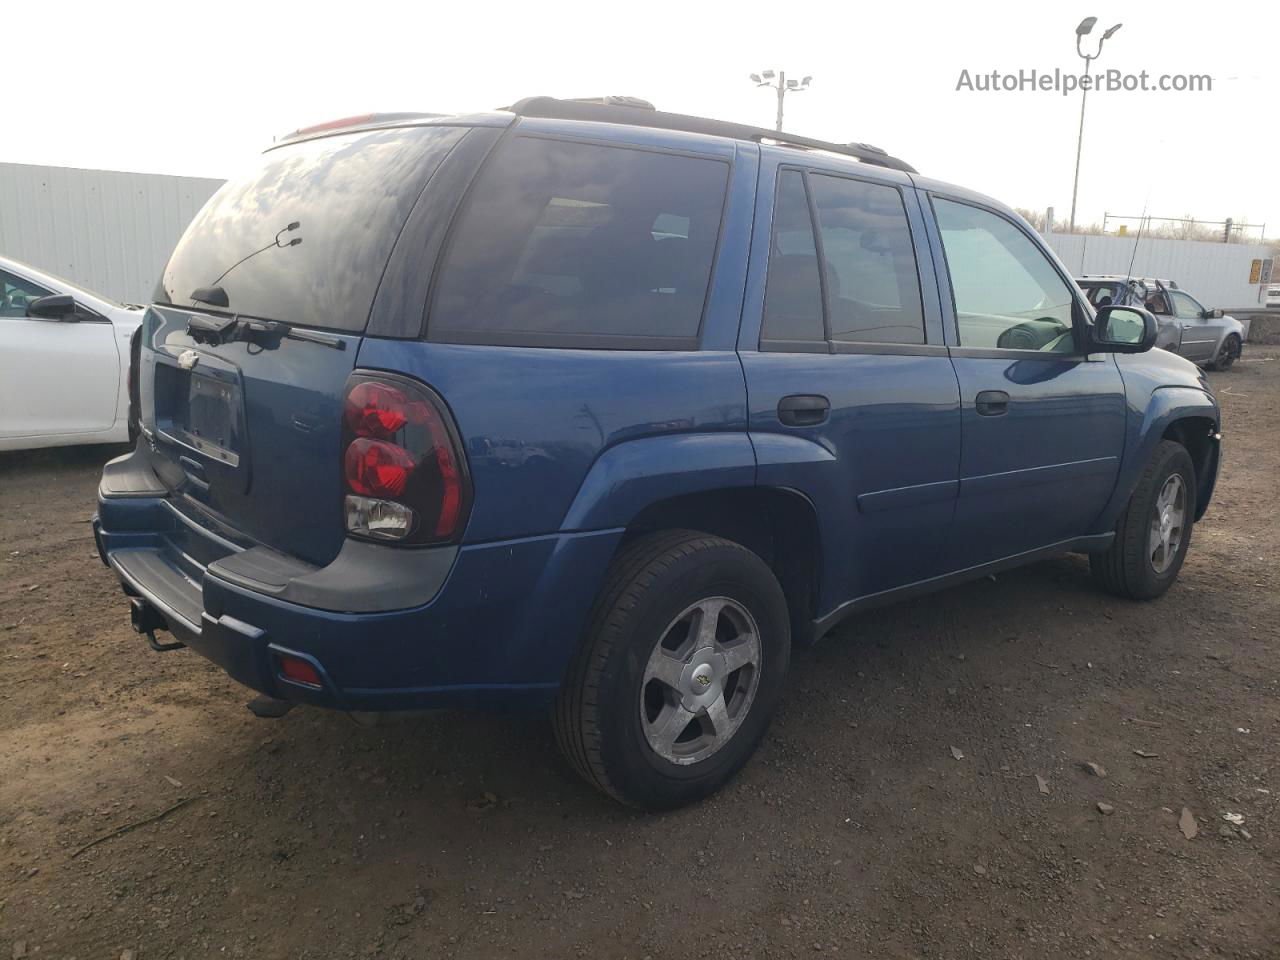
[344,495,416,541]
[340,373,471,544]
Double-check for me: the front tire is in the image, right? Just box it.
[553,530,791,810]
[1209,334,1241,371]
[1090,440,1196,600]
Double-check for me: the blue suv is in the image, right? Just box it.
[95,97,1221,809]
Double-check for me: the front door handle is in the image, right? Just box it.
[778,394,830,426]
[975,390,1010,416]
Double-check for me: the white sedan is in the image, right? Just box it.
[0,255,145,451]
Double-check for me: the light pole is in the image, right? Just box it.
[1069,16,1122,231]
[749,70,812,132]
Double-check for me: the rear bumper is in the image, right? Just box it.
[95,452,622,711]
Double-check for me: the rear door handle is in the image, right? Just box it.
[778,394,830,426]
[975,390,1010,416]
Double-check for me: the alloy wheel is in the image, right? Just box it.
[640,597,762,766]
[1148,473,1186,575]
[1217,337,1240,368]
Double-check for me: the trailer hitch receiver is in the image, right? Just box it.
[129,597,186,652]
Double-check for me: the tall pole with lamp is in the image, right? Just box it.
[1069,16,1123,231]
[749,70,812,132]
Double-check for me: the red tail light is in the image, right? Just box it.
[340,373,471,544]
[343,381,427,439]
[344,438,414,497]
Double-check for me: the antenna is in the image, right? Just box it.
[1125,203,1149,286]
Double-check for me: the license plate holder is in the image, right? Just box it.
[184,371,240,466]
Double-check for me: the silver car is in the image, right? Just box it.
[1077,276,1246,371]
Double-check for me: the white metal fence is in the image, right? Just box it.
[0,162,224,305]
[1044,232,1273,311]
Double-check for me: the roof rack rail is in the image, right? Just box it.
[502,96,916,174]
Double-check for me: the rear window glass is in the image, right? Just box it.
[428,136,729,348]
[156,125,465,331]
[1080,282,1124,307]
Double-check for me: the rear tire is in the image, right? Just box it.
[1209,334,1240,371]
[553,530,790,810]
[1090,440,1196,600]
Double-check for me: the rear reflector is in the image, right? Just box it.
[279,655,322,688]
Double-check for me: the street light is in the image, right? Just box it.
[749,69,812,132]
[1069,16,1123,230]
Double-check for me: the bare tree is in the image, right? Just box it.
[1014,208,1105,235]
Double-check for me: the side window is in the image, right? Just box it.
[810,174,925,344]
[934,198,1078,353]
[761,170,825,346]
[429,136,729,347]
[1170,291,1203,320]
[0,270,53,318]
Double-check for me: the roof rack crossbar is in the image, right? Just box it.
[503,97,916,174]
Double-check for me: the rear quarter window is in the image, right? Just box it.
[157,125,466,332]
[428,136,729,348]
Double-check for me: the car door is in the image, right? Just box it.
[1169,290,1219,361]
[738,153,961,609]
[0,268,120,441]
[922,195,1127,569]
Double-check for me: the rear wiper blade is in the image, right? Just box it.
[238,317,345,350]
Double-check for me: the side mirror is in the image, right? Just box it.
[1203,308,1224,320]
[26,294,80,322]
[1091,304,1157,353]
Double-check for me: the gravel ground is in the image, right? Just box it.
[2,350,1278,960]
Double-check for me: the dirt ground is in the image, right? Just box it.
[2,352,1278,960]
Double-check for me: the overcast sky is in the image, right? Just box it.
[6,0,1278,236]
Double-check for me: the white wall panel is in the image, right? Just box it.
[1045,232,1273,310]
[0,162,224,304]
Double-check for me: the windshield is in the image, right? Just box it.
[155,125,465,331]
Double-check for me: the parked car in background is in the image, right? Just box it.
[0,255,144,451]
[95,99,1221,809]
[1076,275,1246,370]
